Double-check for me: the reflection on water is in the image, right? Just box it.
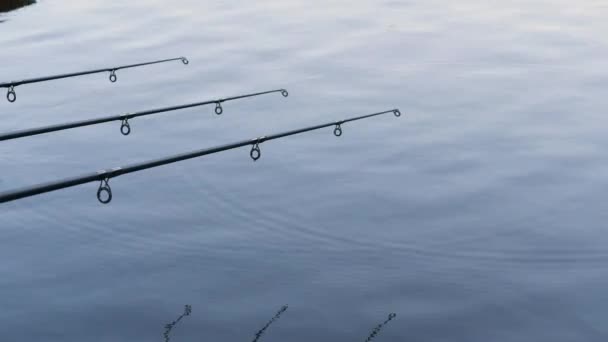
[155,304,396,342]
[0,0,35,13]
[364,313,397,342]
[163,305,192,342]
[160,304,290,342]
[252,305,289,342]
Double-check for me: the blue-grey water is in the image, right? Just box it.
[2,1,608,341]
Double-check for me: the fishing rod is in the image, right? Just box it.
[0,56,189,103]
[0,88,289,141]
[0,108,401,204]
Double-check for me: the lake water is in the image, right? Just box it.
[1,0,608,341]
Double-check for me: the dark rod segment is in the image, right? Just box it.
[0,88,288,141]
[0,57,189,102]
[0,108,401,204]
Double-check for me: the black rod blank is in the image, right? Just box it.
[0,108,401,204]
[0,88,289,141]
[0,57,189,103]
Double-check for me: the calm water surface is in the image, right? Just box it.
[2,1,608,341]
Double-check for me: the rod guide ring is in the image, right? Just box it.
[334,123,342,137]
[120,118,131,136]
[181,57,189,65]
[250,144,261,161]
[97,178,112,204]
[109,70,117,83]
[215,102,223,115]
[281,89,289,97]
[6,86,16,103]
[393,110,401,117]
[250,141,262,161]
